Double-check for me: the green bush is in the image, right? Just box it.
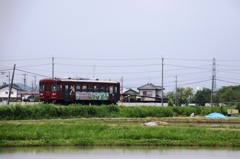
[0,104,230,120]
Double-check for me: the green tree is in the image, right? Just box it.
[192,88,211,106]
[218,87,240,104]
[166,91,175,101]
[215,85,240,105]
[176,87,193,106]
[168,98,174,107]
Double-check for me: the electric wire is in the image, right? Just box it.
[17,63,52,68]
[55,56,163,61]
[216,79,240,85]
[55,63,161,67]
[16,69,50,78]
[0,57,51,61]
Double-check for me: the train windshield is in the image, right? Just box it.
[39,82,44,91]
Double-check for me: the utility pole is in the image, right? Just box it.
[175,76,178,106]
[161,58,164,106]
[52,57,54,79]
[7,64,16,105]
[34,76,36,91]
[31,80,34,92]
[23,74,27,91]
[211,58,216,107]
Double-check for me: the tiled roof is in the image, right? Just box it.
[137,83,163,90]
[121,88,138,95]
[0,84,23,91]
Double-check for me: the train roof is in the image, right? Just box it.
[40,77,119,84]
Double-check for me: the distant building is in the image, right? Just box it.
[137,83,167,102]
[120,88,139,102]
[0,85,23,102]
[0,84,39,102]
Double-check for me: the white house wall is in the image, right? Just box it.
[139,89,164,101]
[0,87,18,98]
[139,90,163,97]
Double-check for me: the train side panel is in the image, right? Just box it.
[39,78,120,104]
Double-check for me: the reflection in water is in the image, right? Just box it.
[0,147,240,159]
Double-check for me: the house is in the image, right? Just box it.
[120,88,139,102]
[0,84,23,102]
[137,83,167,102]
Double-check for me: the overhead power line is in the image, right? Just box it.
[216,79,240,85]
[0,69,12,72]
[16,69,50,78]
[55,63,161,67]
[55,57,163,61]
[165,58,213,61]
[17,63,51,68]
[165,63,210,70]
[0,57,51,61]
[218,64,240,68]
[164,71,209,78]
[177,79,211,86]
[166,58,240,62]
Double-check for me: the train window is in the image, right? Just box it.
[76,85,80,91]
[57,83,62,91]
[106,86,109,93]
[94,85,99,92]
[100,86,104,92]
[82,85,87,92]
[88,85,93,92]
[114,86,118,93]
[39,82,44,91]
[109,86,113,94]
[52,82,57,91]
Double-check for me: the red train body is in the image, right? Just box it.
[39,77,120,104]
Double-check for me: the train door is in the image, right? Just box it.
[45,83,51,99]
[114,86,119,103]
[64,84,69,101]
[109,86,113,103]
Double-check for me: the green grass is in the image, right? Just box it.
[0,104,239,147]
[0,118,240,147]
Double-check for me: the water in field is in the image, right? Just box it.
[0,147,240,159]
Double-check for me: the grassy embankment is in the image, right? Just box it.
[0,103,237,120]
[0,104,240,147]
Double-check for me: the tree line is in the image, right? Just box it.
[166,85,240,106]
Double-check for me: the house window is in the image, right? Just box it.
[143,91,152,97]
[5,91,8,94]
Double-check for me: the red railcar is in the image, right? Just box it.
[39,77,120,104]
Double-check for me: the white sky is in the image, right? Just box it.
[1,0,240,92]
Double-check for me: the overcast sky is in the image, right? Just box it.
[1,0,240,92]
